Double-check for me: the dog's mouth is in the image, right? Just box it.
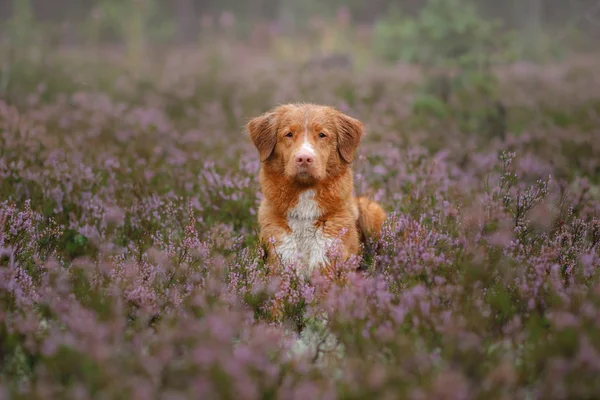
[296,169,313,179]
[293,166,319,182]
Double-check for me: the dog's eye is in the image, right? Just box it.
[318,133,327,138]
[285,132,293,138]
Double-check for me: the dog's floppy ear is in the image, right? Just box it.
[246,110,279,162]
[336,111,364,164]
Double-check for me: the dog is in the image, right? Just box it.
[246,103,386,274]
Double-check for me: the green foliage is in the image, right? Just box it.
[85,0,175,69]
[411,93,450,123]
[6,0,36,47]
[373,0,513,67]
[1,1,59,98]
[372,0,516,139]
[93,0,174,42]
[62,229,91,260]
[410,67,508,141]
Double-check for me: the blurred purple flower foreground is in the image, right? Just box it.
[1,50,600,400]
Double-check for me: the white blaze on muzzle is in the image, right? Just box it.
[299,113,316,156]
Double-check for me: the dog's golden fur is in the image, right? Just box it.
[246,103,386,273]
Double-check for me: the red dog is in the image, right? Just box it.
[247,103,386,274]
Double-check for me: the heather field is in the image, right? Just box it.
[2,34,600,400]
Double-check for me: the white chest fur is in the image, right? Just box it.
[275,189,333,272]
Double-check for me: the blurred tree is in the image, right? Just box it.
[7,0,37,51]
[513,0,544,51]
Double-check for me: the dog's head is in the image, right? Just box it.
[246,103,363,185]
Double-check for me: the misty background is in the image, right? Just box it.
[1,0,599,58]
[1,1,599,35]
[1,0,599,142]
